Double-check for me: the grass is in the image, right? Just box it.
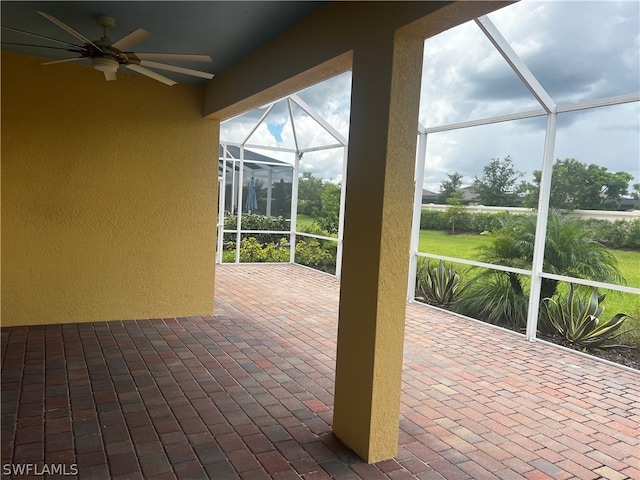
[418,229,640,328]
[418,230,489,261]
[613,249,640,289]
[296,214,316,231]
[296,213,338,238]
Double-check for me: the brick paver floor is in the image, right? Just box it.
[1,263,638,479]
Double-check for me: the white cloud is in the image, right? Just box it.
[420,0,639,192]
[221,73,351,180]
[221,1,639,194]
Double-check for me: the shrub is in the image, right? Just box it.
[469,212,508,232]
[420,210,447,230]
[420,210,530,234]
[295,238,336,271]
[453,273,529,330]
[224,215,289,245]
[542,284,632,351]
[225,237,289,263]
[608,221,629,249]
[597,219,640,249]
[314,183,341,235]
[419,210,639,251]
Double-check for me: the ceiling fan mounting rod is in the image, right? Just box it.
[96,15,115,31]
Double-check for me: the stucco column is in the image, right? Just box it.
[333,30,424,463]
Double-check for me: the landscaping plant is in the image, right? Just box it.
[416,259,464,308]
[450,211,625,331]
[295,238,336,272]
[453,272,530,330]
[225,237,289,263]
[542,284,632,351]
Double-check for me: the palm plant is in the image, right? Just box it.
[476,211,622,299]
[541,212,623,299]
[542,284,631,351]
[463,210,624,329]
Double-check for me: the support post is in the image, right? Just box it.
[290,152,301,263]
[235,147,245,264]
[407,128,428,301]
[333,29,423,463]
[526,112,557,340]
[266,168,273,217]
[216,148,228,264]
[335,146,348,278]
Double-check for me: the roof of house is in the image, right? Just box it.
[219,145,293,171]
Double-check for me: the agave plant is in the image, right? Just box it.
[541,284,631,351]
[416,259,464,308]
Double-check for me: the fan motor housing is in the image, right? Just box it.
[92,57,118,73]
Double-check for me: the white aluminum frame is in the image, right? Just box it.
[218,94,348,276]
[408,15,640,342]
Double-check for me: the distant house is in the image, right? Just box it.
[458,186,477,204]
[421,189,438,204]
[609,197,640,211]
[219,144,293,178]
[421,186,476,205]
[422,185,530,207]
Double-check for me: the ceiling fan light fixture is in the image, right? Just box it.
[92,57,118,73]
[26,11,214,85]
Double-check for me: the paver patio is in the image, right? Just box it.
[1,263,638,479]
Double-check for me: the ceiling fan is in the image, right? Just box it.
[1,11,214,86]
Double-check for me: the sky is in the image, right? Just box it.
[220,0,640,193]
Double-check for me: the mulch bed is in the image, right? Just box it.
[538,333,640,370]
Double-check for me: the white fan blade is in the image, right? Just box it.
[104,71,116,81]
[133,53,212,63]
[37,11,101,51]
[111,28,150,51]
[125,64,176,86]
[140,60,214,80]
[42,57,84,65]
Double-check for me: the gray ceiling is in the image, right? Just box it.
[0,1,327,84]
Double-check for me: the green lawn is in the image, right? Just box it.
[614,249,640,289]
[418,230,489,261]
[418,229,640,321]
[296,213,337,238]
[296,214,316,231]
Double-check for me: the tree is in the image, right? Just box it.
[524,158,634,210]
[445,192,466,234]
[315,183,341,235]
[472,156,524,206]
[438,172,464,204]
[271,179,292,217]
[297,171,324,215]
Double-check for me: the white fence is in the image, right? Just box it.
[421,204,640,222]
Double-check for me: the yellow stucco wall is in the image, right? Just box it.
[1,52,218,326]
